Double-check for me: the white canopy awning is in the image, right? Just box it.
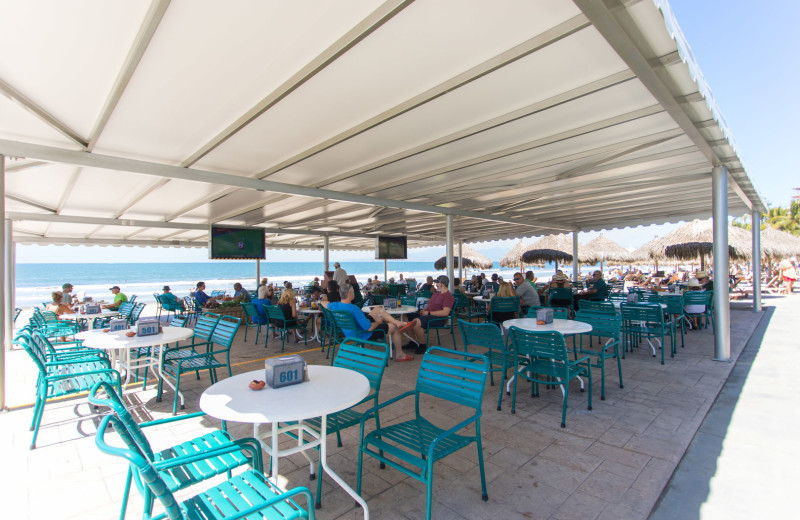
[0,0,764,250]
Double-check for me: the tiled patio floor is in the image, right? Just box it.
[3,300,767,519]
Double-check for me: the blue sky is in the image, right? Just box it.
[16,0,796,264]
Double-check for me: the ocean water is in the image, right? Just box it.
[14,260,596,309]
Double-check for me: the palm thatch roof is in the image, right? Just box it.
[760,227,800,259]
[521,233,573,264]
[433,244,494,271]
[662,219,752,262]
[499,240,533,268]
[629,236,666,262]
[579,234,632,264]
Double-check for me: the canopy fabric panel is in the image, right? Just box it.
[1,0,765,250]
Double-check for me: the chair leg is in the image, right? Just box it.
[425,458,434,520]
[475,425,489,501]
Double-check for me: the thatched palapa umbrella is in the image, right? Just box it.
[500,240,533,271]
[579,234,632,271]
[433,244,493,271]
[759,227,800,259]
[662,219,752,269]
[521,234,573,274]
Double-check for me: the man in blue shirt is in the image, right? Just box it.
[327,284,414,361]
[232,282,251,303]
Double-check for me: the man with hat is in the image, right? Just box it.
[103,286,128,310]
[160,285,185,311]
[403,275,455,355]
[695,270,713,291]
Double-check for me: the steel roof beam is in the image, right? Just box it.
[0,139,573,231]
[573,0,764,212]
[0,78,88,150]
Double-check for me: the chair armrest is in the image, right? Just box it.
[139,411,207,427]
[359,391,415,434]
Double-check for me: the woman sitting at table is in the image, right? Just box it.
[194,281,219,308]
[273,286,306,340]
[46,291,75,317]
[488,281,518,322]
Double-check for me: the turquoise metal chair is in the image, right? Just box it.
[425,305,457,347]
[659,294,686,348]
[240,302,265,343]
[20,331,121,449]
[619,303,675,365]
[574,311,623,400]
[158,315,240,414]
[525,305,546,318]
[94,413,314,520]
[454,292,483,323]
[547,287,574,313]
[683,291,714,330]
[357,347,489,520]
[128,302,146,325]
[89,381,265,520]
[458,320,514,410]
[550,306,570,320]
[182,296,198,324]
[265,305,307,351]
[318,305,341,359]
[488,296,519,325]
[507,327,592,428]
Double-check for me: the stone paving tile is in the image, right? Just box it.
[6,299,767,519]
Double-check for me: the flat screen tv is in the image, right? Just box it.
[209,225,265,260]
[375,236,407,260]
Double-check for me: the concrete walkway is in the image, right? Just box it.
[651,294,800,519]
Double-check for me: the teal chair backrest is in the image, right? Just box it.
[619,302,664,325]
[334,338,389,395]
[490,296,519,314]
[458,320,505,353]
[330,310,359,338]
[210,316,241,348]
[265,304,287,322]
[508,327,569,364]
[574,311,621,339]
[129,303,146,324]
[577,300,615,314]
[416,347,488,410]
[193,313,221,341]
[453,293,470,309]
[170,315,188,328]
[549,288,573,301]
[526,306,545,318]
[94,414,184,520]
[400,295,417,307]
[683,291,708,307]
[241,302,262,324]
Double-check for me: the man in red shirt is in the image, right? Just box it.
[404,275,454,355]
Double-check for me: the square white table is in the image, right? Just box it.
[199,365,371,518]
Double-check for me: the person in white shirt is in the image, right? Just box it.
[333,262,348,286]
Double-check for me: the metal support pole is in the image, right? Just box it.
[323,236,329,272]
[458,241,463,284]
[256,258,261,289]
[712,166,731,361]
[1,155,6,410]
[572,232,579,282]
[752,209,761,312]
[446,216,454,291]
[383,259,387,282]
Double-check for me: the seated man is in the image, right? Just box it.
[232,282,251,303]
[513,272,540,313]
[160,285,185,311]
[573,270,608,308]
[103,286,128,310]
[328,284,414,362]
[257,277,270,299]
[403,275,454,355]
[61,283,78,305]
[419,275,435,293]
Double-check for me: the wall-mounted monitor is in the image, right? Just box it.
[375,236,407,260]
[209,225,265,260]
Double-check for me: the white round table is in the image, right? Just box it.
[297,307,322,343]
[502,318,592,335]
[76,326,193,395]
[200,366,370,516]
